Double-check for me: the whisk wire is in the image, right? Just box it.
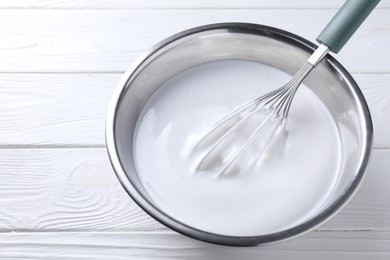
[192,44,330,175]
[216,110,277,175]
[196,106,261,168]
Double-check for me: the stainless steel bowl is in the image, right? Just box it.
[106,23,373,246]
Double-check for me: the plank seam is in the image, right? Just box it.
[1,7,389,11]
[0,229,386,234]
[0,71,390,75]
[0,146,388,150]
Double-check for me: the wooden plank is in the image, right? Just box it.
[0,74,116,146]
[0,231,389,259]
[357,74,390,149]
[0,9,387,73]
[0,0,388,9]
[0,148,388,232]
[0,73,389,147]
[0,148,162,231]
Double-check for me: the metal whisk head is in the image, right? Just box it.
[191,44,329,176]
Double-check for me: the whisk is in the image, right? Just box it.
[191,0,380,176]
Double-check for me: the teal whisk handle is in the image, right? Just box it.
[317,0,381,53]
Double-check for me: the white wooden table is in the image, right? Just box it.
[0,1,389,259]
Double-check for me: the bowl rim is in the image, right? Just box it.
[105,22,374,246]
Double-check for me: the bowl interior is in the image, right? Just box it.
[108,24,372,245]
